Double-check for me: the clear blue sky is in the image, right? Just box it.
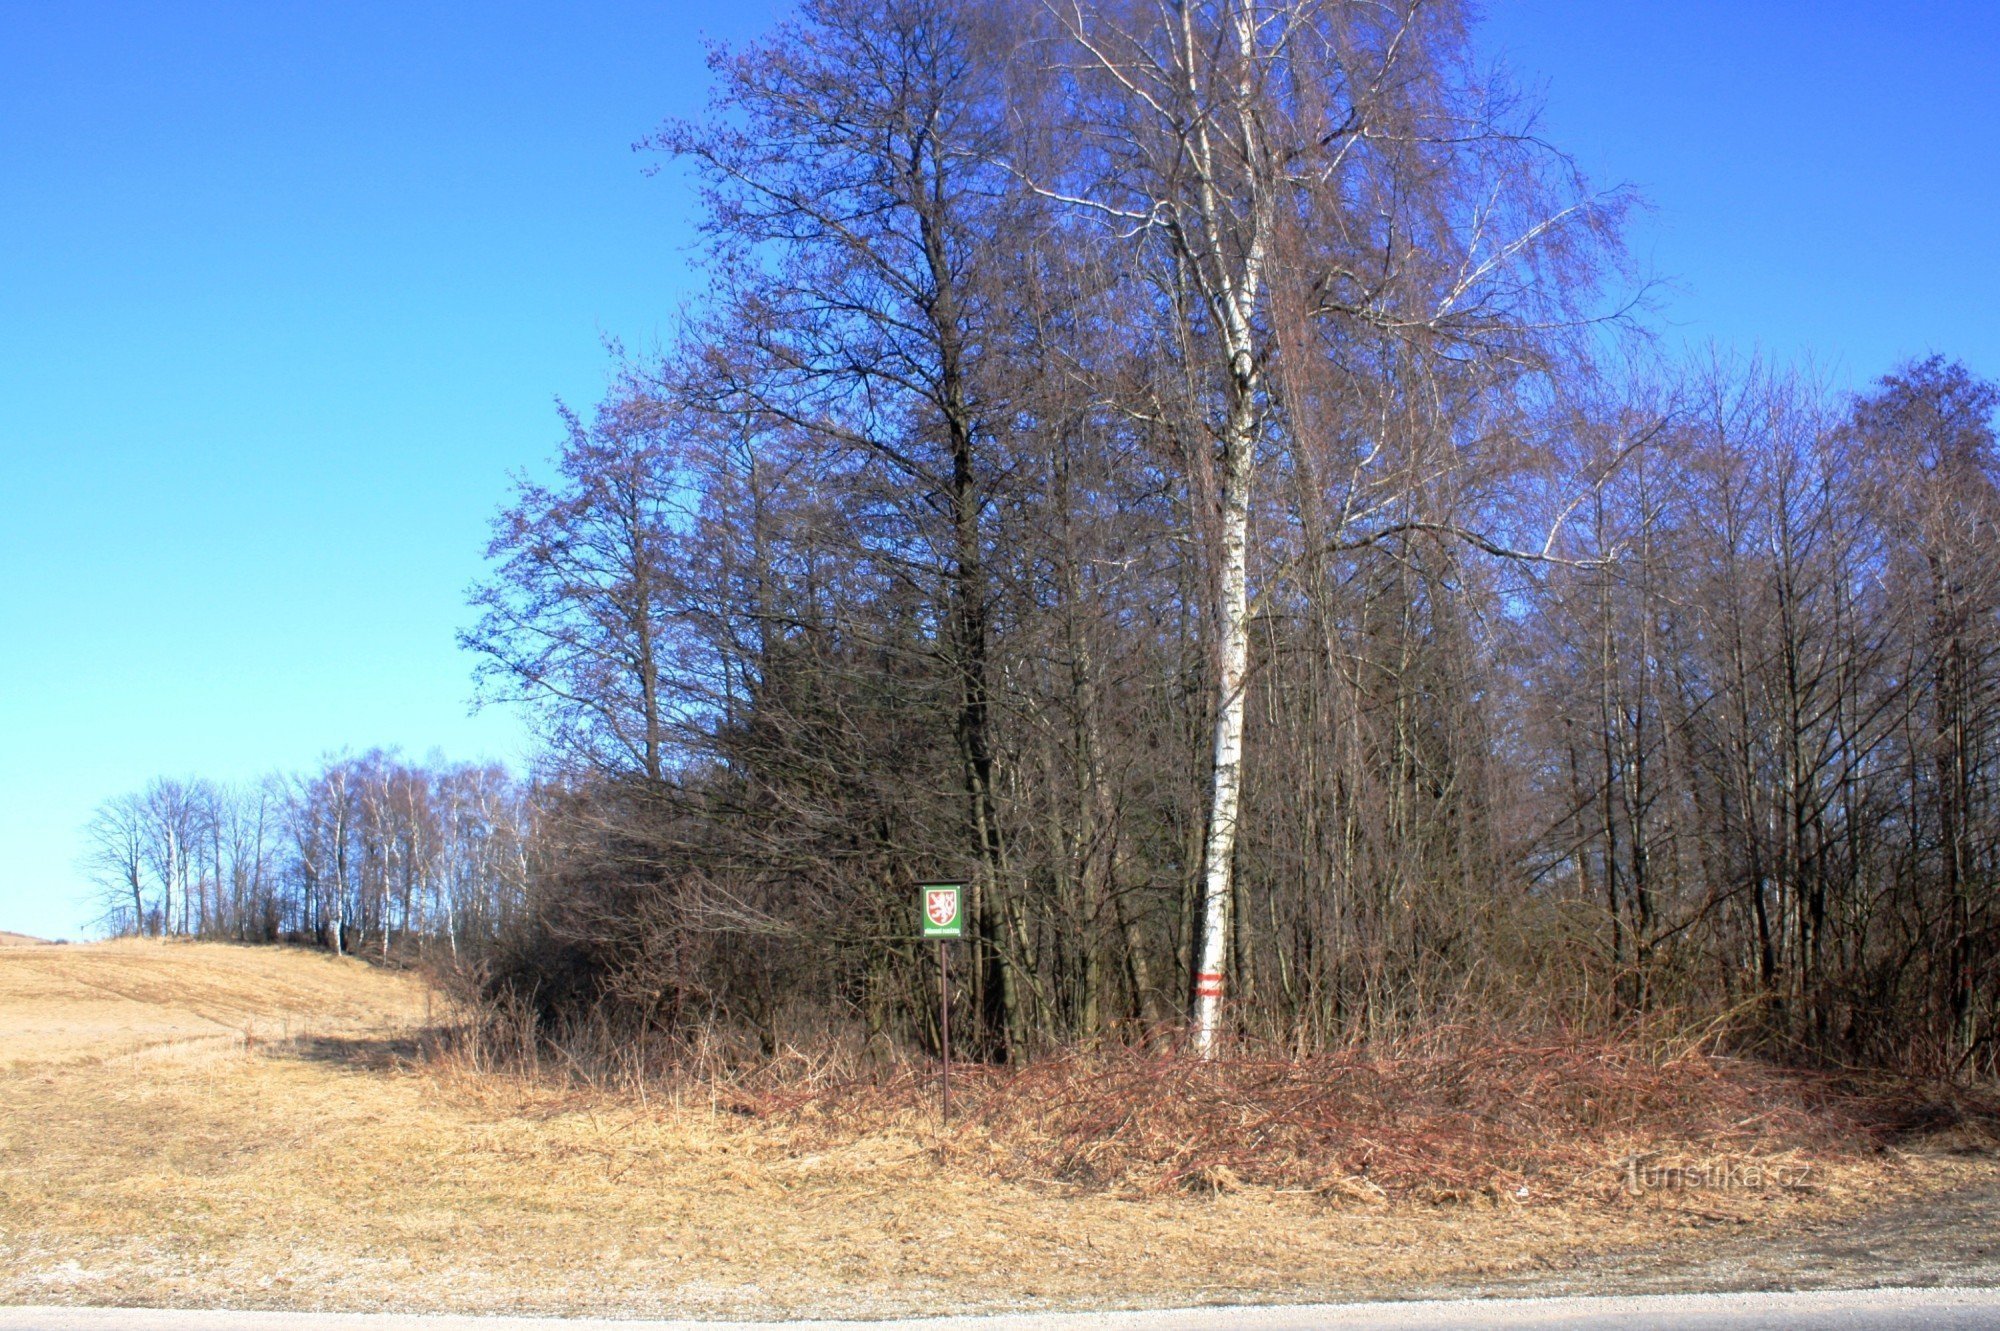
[2,3,1995,940]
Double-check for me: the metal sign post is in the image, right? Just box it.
[919,883,965,1128]
[939,938,950,1126]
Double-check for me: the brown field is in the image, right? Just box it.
[0,938,1993,1317]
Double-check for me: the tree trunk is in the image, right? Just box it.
[1192,408,1256,1057]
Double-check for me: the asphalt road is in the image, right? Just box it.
[4,1289,2000,1330]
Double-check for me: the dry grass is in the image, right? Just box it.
[755,1040,1951,1203]
[0,936,426,1071]
[0,939,1991,1317]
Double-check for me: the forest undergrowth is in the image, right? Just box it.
[431,1003,2000,1209]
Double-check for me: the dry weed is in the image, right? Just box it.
[749,1037,1960,1204]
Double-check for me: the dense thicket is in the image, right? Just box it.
[88,0,2000,1079]
[451,0,2000,1076]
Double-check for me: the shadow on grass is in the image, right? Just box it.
[271,1030,445,1073]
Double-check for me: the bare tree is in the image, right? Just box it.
[80,792,150,935]
[462,388,694,785]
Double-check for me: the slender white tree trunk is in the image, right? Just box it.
[1187,1,1268,1058]
[1192,437,1255,1057]
[1053,0,1274,1058]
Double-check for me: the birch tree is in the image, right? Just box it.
[1043,0,1322,1055]
[1037,0,1603,1052]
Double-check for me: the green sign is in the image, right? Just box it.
[920,883,964,939]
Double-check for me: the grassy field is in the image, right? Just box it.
[0,938,1992,1317]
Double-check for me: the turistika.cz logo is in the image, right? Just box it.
[1619,1154,1814,1194]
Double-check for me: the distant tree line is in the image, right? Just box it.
[81,752,533,961]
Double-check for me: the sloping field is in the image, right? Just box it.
[0,939,1992,1318]
[0,937,426,1071]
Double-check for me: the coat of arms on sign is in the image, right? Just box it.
[920,882,964,939]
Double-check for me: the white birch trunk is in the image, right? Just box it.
[1054,0,1276,1057]
[1187,0,1269,1059]
[1192,433,1255,1056]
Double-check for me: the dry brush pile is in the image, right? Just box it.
[431,1009,2000,1208]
